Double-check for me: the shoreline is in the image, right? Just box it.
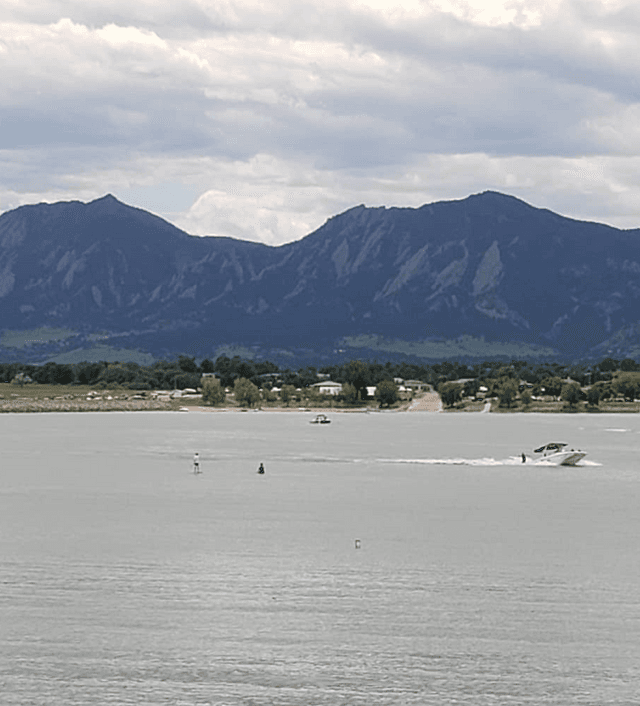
[2,400,639,414]
[1,387,639,414]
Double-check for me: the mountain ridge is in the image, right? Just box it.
[1,191,640,364]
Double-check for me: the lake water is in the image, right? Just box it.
[2,410,640,705]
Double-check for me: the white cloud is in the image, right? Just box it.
[1,0,640,243]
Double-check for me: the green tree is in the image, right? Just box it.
[598,357,619,373]
[341,382,360,405]
[375,380,399,408]
[280,384,296,406]
[439,381,463,408]
[497,378,518,408]
[200,358,215,374]
[262,387,278,403]
[597,382,613,400]
[304,386,321,406]
[561,382,582,408]
[174,372,201,389]
[586,385,603,407]
[613,374,640,401]
[202,377,226,406]
[177,356,198,373]
[234,377,260,407]
[129,370,158,390]
[297,366,318,388]
[343,360,369,400]
[539,376,564,398]
[75,362,104,386]
[520,388,533,408]
[11,372,29,386]
[99,363,136,387]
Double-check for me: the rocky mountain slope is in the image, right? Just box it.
[1,191,640,363]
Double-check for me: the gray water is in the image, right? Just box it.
[2,410,640,705]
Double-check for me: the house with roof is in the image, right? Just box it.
[402,380,429,392]
[311,380,343,395]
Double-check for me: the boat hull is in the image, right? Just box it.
[539,451,586,466]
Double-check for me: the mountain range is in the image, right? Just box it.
[2,191,640,365]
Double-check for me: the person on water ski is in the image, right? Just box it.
[257,462,265,474]
[193,452,201,474]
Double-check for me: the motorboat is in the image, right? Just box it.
[310,414,331,424]
[531,442,586,466]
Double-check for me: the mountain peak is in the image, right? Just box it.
[86,193,131,214]
[90,193,121,204]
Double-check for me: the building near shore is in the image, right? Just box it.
[402,380,429,392]
[311,381,343,395]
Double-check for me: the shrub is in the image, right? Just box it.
[341,382,360,405]
[202,377,226,406]
[234,377,260,407]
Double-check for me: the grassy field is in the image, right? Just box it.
[0,383,94,399]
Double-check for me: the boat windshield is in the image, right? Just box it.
[534,443,567,453]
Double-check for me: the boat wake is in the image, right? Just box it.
[389,457,514,466]
[384,457,601,467]
[277,454,601,467]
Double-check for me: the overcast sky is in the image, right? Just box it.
[1,0,640,244]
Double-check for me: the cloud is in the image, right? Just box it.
[1,0,640,243]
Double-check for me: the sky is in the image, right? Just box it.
[1,0,640,245]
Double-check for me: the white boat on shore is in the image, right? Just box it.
[531,442,586,466]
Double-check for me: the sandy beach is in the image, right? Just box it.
[0,393,177,413]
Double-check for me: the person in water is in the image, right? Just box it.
[521,453,526,463]
[193,452,200,474]
[257,462,265,474]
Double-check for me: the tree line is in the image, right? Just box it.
[1,354,637,398]
[437,358,640,409]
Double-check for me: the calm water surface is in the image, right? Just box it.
[2,410,640,704]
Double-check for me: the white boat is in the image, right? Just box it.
[310,414,331,424]
[531,442,586,466]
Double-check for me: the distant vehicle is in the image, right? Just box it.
[531,442,587,466]
[310,414,331,424]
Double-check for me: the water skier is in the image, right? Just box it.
[193,452,201,474]
[257,462,265,475]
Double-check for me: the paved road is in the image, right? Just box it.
[408,392,443,412]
